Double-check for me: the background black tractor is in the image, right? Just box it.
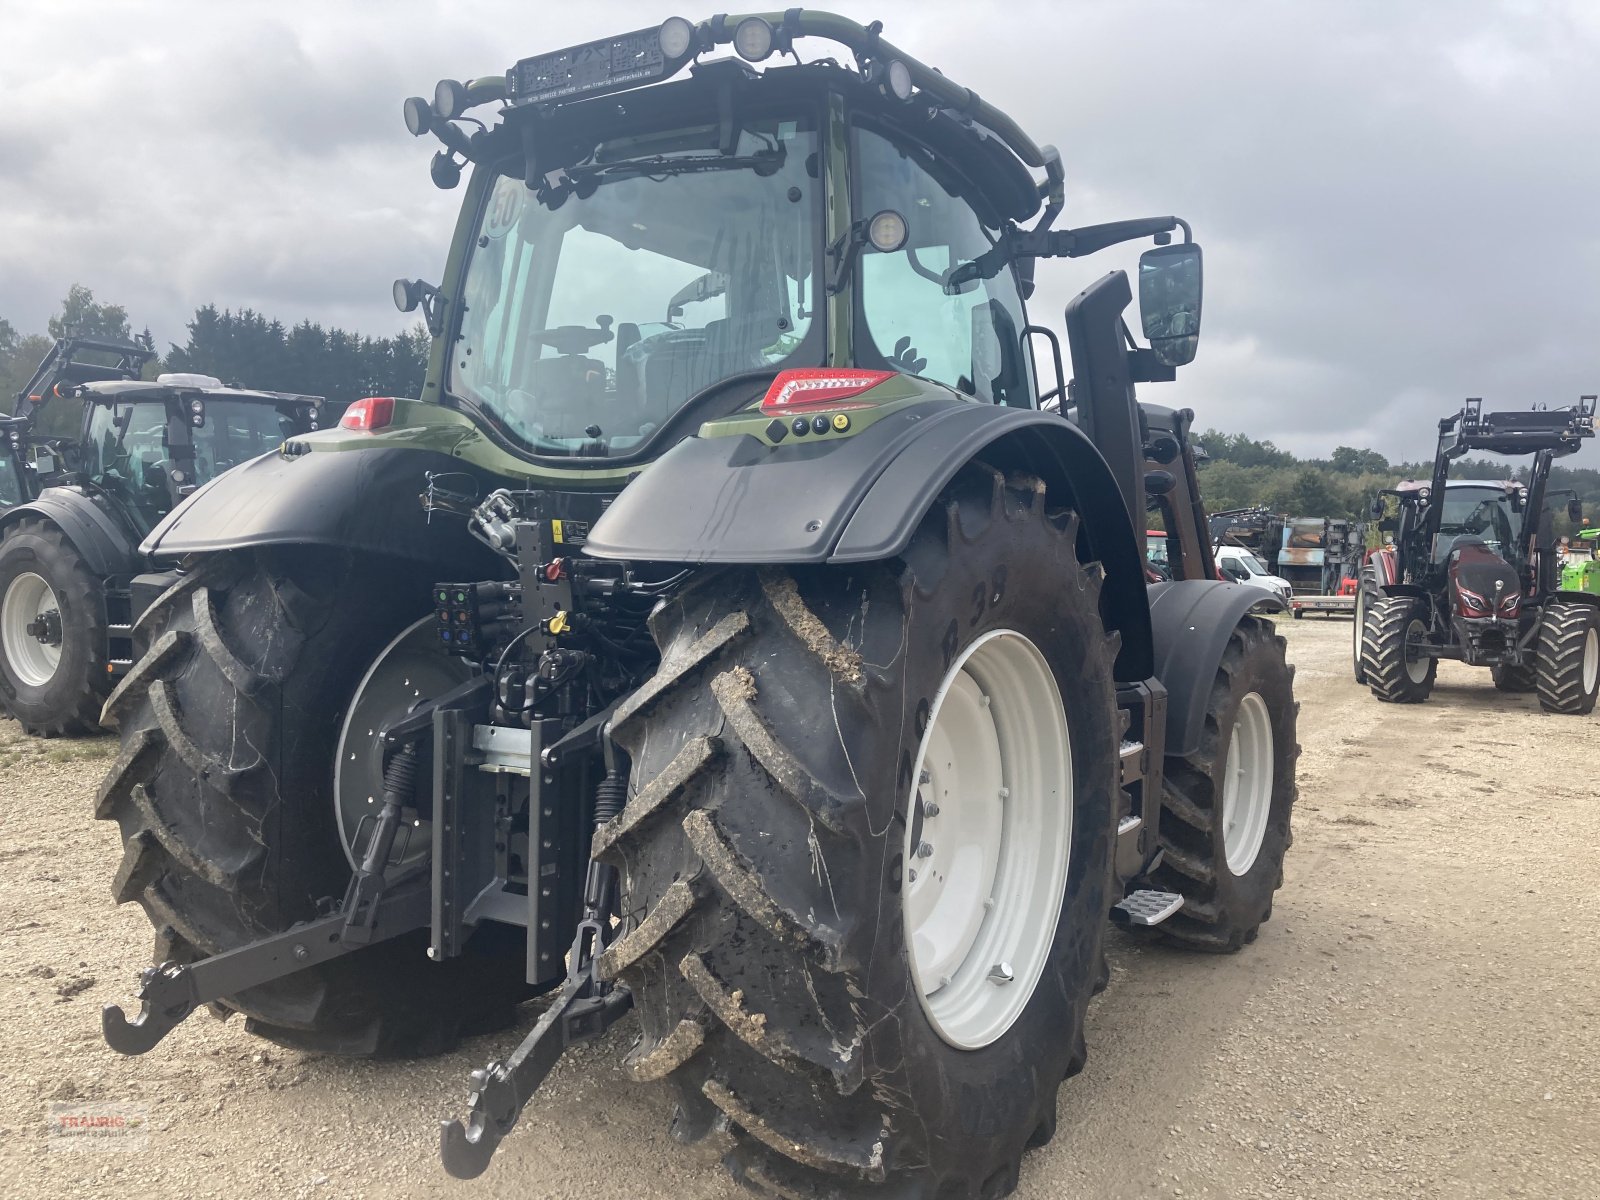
[0,334,325,734]
[95,14,1298,1199]
[1354,395,1598,713]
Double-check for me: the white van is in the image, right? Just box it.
[1214,544,1294,604]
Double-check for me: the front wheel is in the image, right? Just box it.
[1361,596,1436,703]
[1149,616,1297,950]
[1535,602,1600,715]
[602,466,1120,1199]
[0,519,111,735]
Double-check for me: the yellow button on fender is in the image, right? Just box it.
[831,412,851,432]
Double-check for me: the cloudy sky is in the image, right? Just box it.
[3,0,1597,465]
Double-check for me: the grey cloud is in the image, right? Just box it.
[1,0,1595,468]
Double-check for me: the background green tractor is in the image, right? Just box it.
[97,14,1298,1198]
[1560,527,1600,596]
[0,335,324,734]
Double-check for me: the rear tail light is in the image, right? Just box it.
[340,396,397,431]
[759,369,895,416]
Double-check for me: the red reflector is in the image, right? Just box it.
[340,396,397,431]
[759,368,894,415]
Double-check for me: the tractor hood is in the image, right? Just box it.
[1447,538,1520,619]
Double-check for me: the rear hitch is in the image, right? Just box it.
[102,743,430,1055]
[439,961,633,1178]
[440,763,633,1179]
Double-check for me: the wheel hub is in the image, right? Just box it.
[334,617,472,873]
[2,571,64,688]
[25,609,62,647]
[903,629,1072,1051]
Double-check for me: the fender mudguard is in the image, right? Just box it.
[139,446,503,578]
[1553,591,1600,610]
[1147,578,1286,759]
[586,399,1155,680]
[0,488,139,578]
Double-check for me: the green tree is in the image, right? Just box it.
[46,284,132,343]
[1330,445,1389,475]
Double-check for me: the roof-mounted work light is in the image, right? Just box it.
[433,79,468,122]
[402,96,432,137]
[658,16,697,59]
[733,17,776,62]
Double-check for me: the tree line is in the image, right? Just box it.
[6,286,1597,528]
[1194,429,1600,529]
[1,285,427,414]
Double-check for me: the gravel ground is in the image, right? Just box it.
[1,615,1595,1199]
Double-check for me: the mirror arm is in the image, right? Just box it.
[946,215,1190,293]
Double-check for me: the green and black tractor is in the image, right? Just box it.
[0,334,324,734]
[1354,395,1598,713]
[97,14,1298,1198]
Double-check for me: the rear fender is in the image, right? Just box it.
[1147,579,1285,758]
[0,489,138,578]
[585,398,1155,680]
[139,443,504,579]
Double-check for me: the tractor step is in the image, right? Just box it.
[1111,889,1185,928]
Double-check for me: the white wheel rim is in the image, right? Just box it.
[2,571,63,688]
[903,628,1072,1051]
[1404,618,1429,684]
[1222,692,1274,876]
[1584,628,1599,695]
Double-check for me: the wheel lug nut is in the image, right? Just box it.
[919,769,930,786]
[988,962,1015,985]
[917,841,934,858]
[922,801,940,818]
[907,868,917,883]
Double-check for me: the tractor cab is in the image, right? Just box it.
[378,14,1202,487]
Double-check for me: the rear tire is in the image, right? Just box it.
[95,549,529,1057]
[1351,568,1377,685]
[1490,662,1535,693]
[1534,602,1600,715]
[0,519,110,736]
[1148,616,1297,951]
[1361,597,1435,703]
[602,466,1119,1199]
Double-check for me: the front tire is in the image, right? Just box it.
[601,466,1120,1199]
[0,519,110,735]
[1148,616,1297,950]
[1535,602,1600,715]
[95,549,528,1057]
[1361,597,1436,703]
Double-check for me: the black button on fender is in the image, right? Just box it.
[811,415,830,435]
[766,418,788,443]
[791,417,810,436]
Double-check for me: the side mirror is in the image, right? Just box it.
[1369,496,1385,520]
[1138,242,1203,367]
[1568,497,1585,523]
